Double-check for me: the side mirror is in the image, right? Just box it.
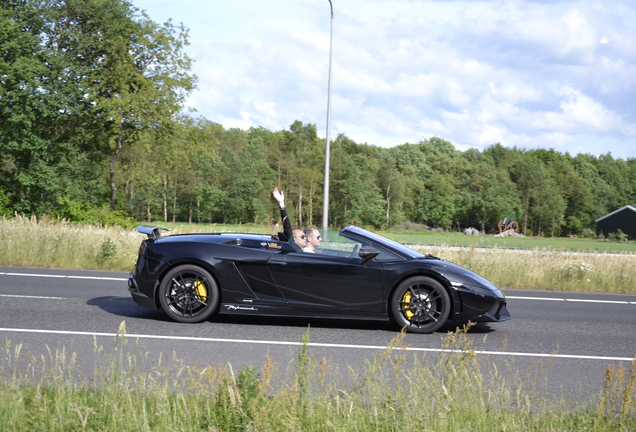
[358,246,380,266]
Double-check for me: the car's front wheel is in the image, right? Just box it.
[158,265,219,323]
[391,276,450,334]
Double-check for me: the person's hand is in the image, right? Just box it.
[272,187,285,207]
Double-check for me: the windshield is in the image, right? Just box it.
[342,226,426,259]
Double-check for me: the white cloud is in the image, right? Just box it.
[293,31,331,51]
[223,111,253,130]
[133,0,636,159]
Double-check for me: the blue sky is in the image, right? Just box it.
[133,0,636,160]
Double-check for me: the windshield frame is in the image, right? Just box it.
[340,226,426,260]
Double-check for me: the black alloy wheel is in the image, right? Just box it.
[391,276,450,334]
[158,265,219,323]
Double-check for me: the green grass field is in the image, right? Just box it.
[382,229,636,253]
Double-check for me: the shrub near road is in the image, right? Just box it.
[0,216,634,293]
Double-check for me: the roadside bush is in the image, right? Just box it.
[0,187,11,218]
[52,196,135,228]
[390,221,430,231]
[608,229,629,242]
[580,227,596,239]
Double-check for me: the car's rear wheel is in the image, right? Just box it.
[158,265,219,323]
[391,276,450,334]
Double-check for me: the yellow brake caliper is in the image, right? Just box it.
[194,280,208,303]
[402,291,414,320]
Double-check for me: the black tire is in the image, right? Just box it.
[158,265,219,323]
[390,276,450,334]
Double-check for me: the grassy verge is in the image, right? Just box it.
[1,324,635,431]
[1,216,634,293]
[0,215,142,271]
[381,229,636,254]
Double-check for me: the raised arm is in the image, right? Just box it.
[272,187,292,241]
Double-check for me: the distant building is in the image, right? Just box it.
[595,205,636,240]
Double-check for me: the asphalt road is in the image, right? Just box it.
[1,265,635,400]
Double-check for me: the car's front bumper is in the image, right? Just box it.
[451,285,511,323]
[469,300,511,322]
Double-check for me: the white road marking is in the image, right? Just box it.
[566,299,630,304]
[0,272,127,281]
[0,327,634,362]
[0,294,65,300]
[67,276,127,281]
[507,296,565,301]
[507,296,634,305]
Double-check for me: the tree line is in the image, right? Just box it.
[2,1,635,237]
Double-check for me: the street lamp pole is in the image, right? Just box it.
[322,0,333,237]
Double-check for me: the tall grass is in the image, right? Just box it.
[1,215,634,293]
[0,215,142,270]
[1,323,634,431]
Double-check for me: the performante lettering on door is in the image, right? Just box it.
[225,305,258,311]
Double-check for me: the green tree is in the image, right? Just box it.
[459,162,521,233]
[511,156,547,235]
[0,1,106,213]
[558,157,595,234]
[376,155,407,227]
[0,187,12,217]
[77,0,196,207]
[330,137,384,228]
[0,0,195,215]
[419,172,457,229]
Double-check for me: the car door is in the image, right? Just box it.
[226,238,288,307]
[267,250,385,315]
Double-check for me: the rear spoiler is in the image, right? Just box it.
[137,225,170,241]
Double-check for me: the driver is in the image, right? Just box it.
[292,227,307,249]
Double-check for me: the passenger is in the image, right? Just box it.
[272,187,292,242]
[303,226,322,253]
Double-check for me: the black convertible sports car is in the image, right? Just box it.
[128,225,510,333]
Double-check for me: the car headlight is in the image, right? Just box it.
[462,283,505,299]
